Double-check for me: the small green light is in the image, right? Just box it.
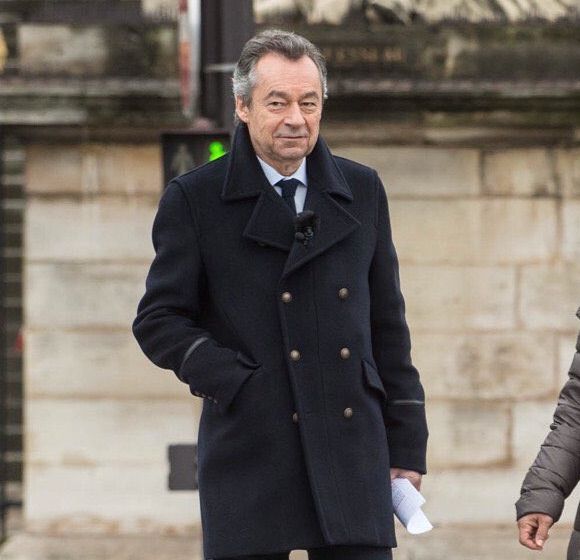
[208,140,227,162]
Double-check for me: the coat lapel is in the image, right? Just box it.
[243,189,297,251]
[221,123,296,251]
[221,123,361,278]
[281,182,360,279]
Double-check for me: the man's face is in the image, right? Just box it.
[235,52,323,174]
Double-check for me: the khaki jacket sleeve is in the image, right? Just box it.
[515,308,580,522]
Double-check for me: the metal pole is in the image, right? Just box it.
[188,0,201,118]
[200,0,254,131]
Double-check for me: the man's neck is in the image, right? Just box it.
[258,156,303,177]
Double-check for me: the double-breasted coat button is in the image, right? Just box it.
[343,407,354,419]
[340,347,351,360]
[290,349,301,361]
[338,287,349,299]
[281,291,292,303]
[292,412,299,424]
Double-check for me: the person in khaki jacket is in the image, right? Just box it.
[516,307,580,560]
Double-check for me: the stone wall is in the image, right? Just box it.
[332,142,580,534]
[23,142,202,535]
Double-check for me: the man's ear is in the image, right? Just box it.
[235,96,250,123]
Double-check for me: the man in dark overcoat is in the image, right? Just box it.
[133,29,428,560]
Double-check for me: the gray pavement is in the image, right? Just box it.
[0,527,575,560]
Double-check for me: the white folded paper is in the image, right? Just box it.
[391,477,433,534]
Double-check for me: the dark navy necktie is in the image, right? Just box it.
[275,178,301,214]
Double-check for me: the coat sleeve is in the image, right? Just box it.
[368,171,428,474]
[132,179,258,414]
[515,311,580,523]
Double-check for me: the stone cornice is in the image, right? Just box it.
[0,77,187,139]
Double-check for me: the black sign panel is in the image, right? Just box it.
[161,130,230,189]
[167,443,197,491]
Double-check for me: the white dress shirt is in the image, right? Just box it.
[256,156,308,214]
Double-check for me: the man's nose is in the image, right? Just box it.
[284,102,306,126]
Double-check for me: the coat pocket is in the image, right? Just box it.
[225,351,264,412]
[236,351,262,370]
[361,358,387,400]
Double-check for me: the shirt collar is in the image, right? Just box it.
[256,155,308,187]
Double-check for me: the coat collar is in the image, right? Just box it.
[221,123,353,202]
[221,123,360,279]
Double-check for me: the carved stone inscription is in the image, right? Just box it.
[321,45,406,68]
[306,26,580,82]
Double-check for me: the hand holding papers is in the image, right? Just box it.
[391,477,433,534]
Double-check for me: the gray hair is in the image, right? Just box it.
[232,29,328,107]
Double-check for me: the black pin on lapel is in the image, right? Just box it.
[294,211,319,247]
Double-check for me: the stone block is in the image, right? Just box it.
[555,147,580,197]
[512,400,560,469]
[27,199,156,262]
[81,145,163,196]
[519,265,580,331]
[26,399,197,467]
[413,332,557,400]
[390,199,558,265]
[390,200,472,264]
[421,468,525,524]
[26,144,162,196]
[401,265,516,332]
[426,401,510,469]
[331,146,480,197]
[25,330,188,400]
[26,263,149,328]
[25,145,82,195]
[19,25,108,76]
[482,148,558,196]
[24,464,199,534]
[563,200,580,261]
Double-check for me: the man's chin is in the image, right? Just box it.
[277,140,316,156]
[275,149,309,162]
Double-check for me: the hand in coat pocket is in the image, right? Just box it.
[225,352,264,412]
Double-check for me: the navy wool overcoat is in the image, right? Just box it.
[133,123,428,559]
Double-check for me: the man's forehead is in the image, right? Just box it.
[252,53,322,93]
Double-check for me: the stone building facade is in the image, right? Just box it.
[1,1,580,559]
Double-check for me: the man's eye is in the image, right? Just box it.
[269,101,284,108]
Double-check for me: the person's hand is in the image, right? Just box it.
[390,468,422,491]
[517,513,554,550]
